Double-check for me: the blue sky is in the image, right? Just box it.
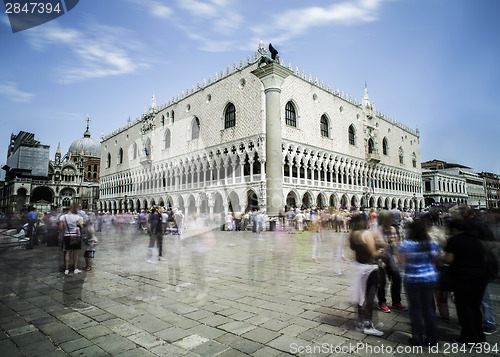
[1,0,499,177]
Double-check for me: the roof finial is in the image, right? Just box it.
[84,115,91,138]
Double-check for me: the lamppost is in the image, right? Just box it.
[124,194,127,213]
[412,193,417,214]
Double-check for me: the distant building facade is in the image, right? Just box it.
[480,172,500,209]
[1,123,100,213]
[422,159,487,209]
[99,43,423,216]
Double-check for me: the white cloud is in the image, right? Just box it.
[27,23,151,83]
[0,82,35,102]
[268,0,386,43]
[178,0,217,18]
[128,0,173,18]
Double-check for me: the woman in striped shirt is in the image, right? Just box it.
[399,219,442,346]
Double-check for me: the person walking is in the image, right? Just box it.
[147,207,164,262]
[59,204,84,275]
[376,210,407,313]
[399,220,441,346]
[83,226,98,271]
[443,216,489,346]
[350,214,385,336]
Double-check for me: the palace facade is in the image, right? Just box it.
[99,43,423,216]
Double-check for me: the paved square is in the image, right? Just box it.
[1,225,499,356]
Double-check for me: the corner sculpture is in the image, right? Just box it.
[249,42,280,68]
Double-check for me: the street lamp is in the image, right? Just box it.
[124,194,127,213]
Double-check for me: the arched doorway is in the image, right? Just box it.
[286,191,297,210]
[316,193,325,209]
[302,192,312,209]
[329,194,337,208]
[213,193,224,214]
[350,195,358,209]
[340,194,348,209]
[227,191,240,213]
[187,195,196,216]
[246,190,258,212]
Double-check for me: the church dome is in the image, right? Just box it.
[68,125,100,158]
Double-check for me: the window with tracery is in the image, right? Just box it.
[224,103,236,129]
[320,115,329,137]
[192,117,200,139]
[285,101,297,127]
[349,125,356,145]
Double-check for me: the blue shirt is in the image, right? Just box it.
[399,240,442,284]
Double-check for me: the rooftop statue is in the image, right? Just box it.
[249,41,280,68]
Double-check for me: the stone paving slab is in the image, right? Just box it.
[0,226,499,356]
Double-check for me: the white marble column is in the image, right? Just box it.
[252,63,292,215]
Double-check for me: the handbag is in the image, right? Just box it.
[63,216,80,248]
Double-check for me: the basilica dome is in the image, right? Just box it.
[68,126,100,158]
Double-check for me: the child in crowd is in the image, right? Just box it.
[84,226,98,271]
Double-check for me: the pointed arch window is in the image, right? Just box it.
[285,101,297,127]
[224,103,236,129]
[368,138,375,154]
[412,152,417,168]
[118,148,123,164]
[192,117,200,139]
[383,137,388,155]
[320,115,329,137]
[164,129,171,149]
[348,125,356,145]
[106,153,111,168]
[399,147,404,164]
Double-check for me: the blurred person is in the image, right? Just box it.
[147,208,164,262]
[59,204,84,275]
[443,217,488,346]
[164,231,181,292]
[311,211,321,263]
[376,210,407,313]
[476,212,498,336]
[295,210,305,232]
[256,211,265,234]
[368,210,378,231]
[286,208,296,233]
[24,207,38,249]
[46,210,60,246]
[234,211,242,231]
[399,220,441,346]
[350,214,385,336]
[174,209,184,235]
[83,226,98,271]
[138,210,146,230]
[225,212,234,231]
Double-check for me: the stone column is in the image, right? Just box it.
[252,63,292,216]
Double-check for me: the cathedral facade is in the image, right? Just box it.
[1,123,100,213]
[99,43,423,216]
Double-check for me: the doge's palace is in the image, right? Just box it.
[99,42,423,217]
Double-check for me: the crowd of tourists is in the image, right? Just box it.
[350,206,499,350]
